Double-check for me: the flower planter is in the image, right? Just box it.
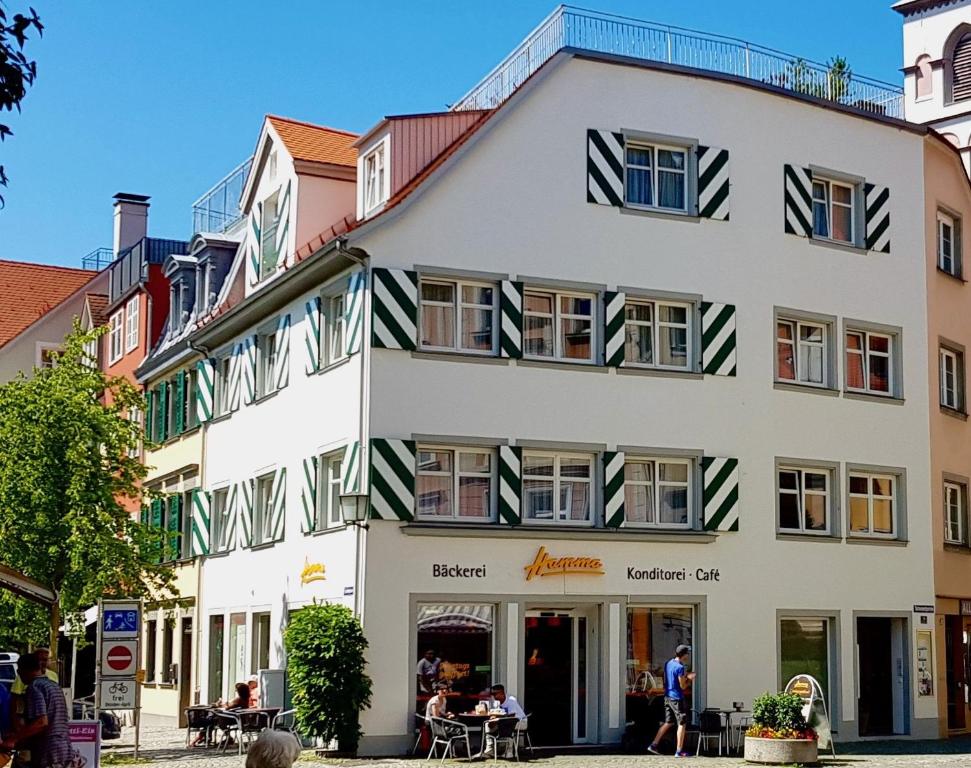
[744,736,818,766]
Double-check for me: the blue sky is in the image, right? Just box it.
[1,1,904,267]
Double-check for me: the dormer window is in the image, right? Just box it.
[364,143,387,213]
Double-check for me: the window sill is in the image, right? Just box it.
[249,540,277,551]
[316,356,352,375]
[936,267,966,284]
[774,381,840,397]
[941,405,969,421]
[617,366,702,381]
[776,532,842,543]
[517,358,606,373]
[846,536,907,547]
[209,411,233,424]
[253,388,281,405]
[401,522,717,543]
[943,542,971,553]
[411,350,508,366]
[619,205,700,224]
[808,237,868,256]
[307,525,347,537]
[205,549,233,559]
[843,391,905,406]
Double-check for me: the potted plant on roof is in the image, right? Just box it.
[744,691,818,766]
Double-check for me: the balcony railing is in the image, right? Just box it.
[453,5,904,119]
[192,157,253,235]
[81,247,113,271]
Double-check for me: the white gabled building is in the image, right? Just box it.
[192,7,940,752]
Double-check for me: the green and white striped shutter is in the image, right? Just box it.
[604,291,626,367]
[222,484,238,553]
[345,271,366,355]
[248,203,262,287]
[196,358,215,423]
[342,441,362,494]
[239,478,255,548]
[174,371,186,435]
[300,456,318,533]
[500,281,523,358]
[273,314,290,390]
[229,343,242,411]
[783,165,813,238]
[369,439,416,521]
[702,457,739,532]
[275,181,292,266]
[371,268,418,350]
[701,302,737,376]
[603,451,626,528]
[270,467,287,542]
[697,146,730,221]
[190,489,211,556]
[864,183,890,253]
[242,336,257,404]
[498,446,522,525]
[587,129,624,207]
[304,298,321,375]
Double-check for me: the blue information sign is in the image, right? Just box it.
[102,609,138,634]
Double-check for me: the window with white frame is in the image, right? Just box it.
[322,292,347,367]
[624,458,692,528]
[257,329,278,398]
[416,447,495,521]
[625,299,691,369]
[522,452,593,525]
[848,473,896,538]
[254,472,275,545]
[938,211,961,276]
[83,334,98,366]
[211,488,232,552]
[778,466,830,534]
[316,450,345,528]
[524,290,595,362]
[420,279,497,354]
[36,344,60,369]
[625,143,688,211]
[846,330,894,396]
[215,354,233,416]
[124,297,139,352]
[109,311,124,363]
[812,177,855,243]
[260,189,281,279]
[940,346,965,411]
[945,481,966,545]
[364,144,387,213]
[777,319,827,386]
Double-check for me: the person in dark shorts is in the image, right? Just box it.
[1,653,70,768]
[647,645,696,757]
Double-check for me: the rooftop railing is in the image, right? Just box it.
[81,247,113,271]
[191,157,253,235]
[453,5,904,119]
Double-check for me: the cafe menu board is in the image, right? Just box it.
[917,630,934,697]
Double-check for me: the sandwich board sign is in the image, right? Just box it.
[785,673,835,757]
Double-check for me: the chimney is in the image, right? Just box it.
[113,193,150,256]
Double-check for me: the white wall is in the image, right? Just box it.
[352,56,936,745]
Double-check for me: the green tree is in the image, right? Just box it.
[0,324,173,653]
[284,602,372,753]
[0,3,43,207]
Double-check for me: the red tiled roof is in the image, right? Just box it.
[0,260,97,347]
[85,293,109,327]
[267,115,358,167]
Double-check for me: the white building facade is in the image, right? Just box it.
[191,14,940,753]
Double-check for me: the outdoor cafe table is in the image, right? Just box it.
[455,712,512,758]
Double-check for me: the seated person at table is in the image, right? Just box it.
[247,675,261,707]
[226,682,255,709]
[425,682,454,719]
[487,684,525,720]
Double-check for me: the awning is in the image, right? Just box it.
[417,604,493,633]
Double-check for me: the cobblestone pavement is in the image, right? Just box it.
[102,726,971,767]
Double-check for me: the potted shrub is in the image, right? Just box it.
[284,602,373,756]
[744,692,818,766]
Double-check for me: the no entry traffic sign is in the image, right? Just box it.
[100,639,137,677]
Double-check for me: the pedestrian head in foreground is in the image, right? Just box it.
[245,729,301,768]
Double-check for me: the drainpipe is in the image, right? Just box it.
[337,239,370,626]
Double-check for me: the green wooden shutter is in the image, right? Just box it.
[174,372,186,435]
[156,383,168,441]
[145,389,155,442]
[150,498,164,563]
[167,496,182,561]
[603,451,626,527]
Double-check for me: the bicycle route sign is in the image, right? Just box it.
[99,678,136,710]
